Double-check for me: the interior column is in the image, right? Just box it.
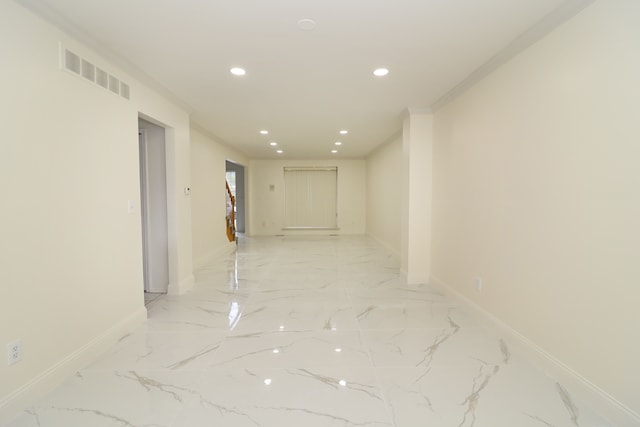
[401,109,433,284]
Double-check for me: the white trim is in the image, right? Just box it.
[282,227,340,231]
[193,242,237,270]
[405,106,432,116]
[430,275,640,427]
[366,232,401,261]
[168,274,195,296]
[283,166,338,172]
[400,269,408,284]
[0,307,147,425]
[18,0,193,113]
[430,0,596,112]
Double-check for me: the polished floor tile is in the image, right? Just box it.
[174,367,392,427]
[6,236,613,427]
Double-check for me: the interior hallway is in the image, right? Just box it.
[6,236,610,427]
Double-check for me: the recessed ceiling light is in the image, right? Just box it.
[260,130,269,135]
[335,141,342,146]
[373,68,389,77]
[276,149,283,154]
[339,130,348,135]
[298,18,316,31]
[331,150,338,154]
[270,142,278,146]
[230,67,246,76]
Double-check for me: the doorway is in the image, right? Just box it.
[225,161,246,234]
[138,118,170,294]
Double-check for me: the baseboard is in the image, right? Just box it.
[366,233,430,285]
[0,307,147,425]
[400,269,408,284]
[193,242,236,270]
[430,275,640,427]
[168,274,195,296]
[366,232,401,260]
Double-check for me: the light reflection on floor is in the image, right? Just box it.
[7,236,612,427]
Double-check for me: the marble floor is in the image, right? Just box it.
[6,236,612,427]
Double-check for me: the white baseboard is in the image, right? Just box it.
[0,307,147,425]
[430,275,639,427]
[193,243,237,270]
[400,269,408,283]
[168,274,195,296]
[366,232,401,260]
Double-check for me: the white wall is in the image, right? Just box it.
[0,2,193,421]
[431,0,640,422]
[366,136,402,255]
[190,126,248,267]
[249,159,366,236]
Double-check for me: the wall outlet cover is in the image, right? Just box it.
[475,277,483,293]
[7,340,23,366]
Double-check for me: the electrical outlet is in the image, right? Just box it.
[7,340,23,366]
[474,277,483,293]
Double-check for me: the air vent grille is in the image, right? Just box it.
[108,74,120,94]
[120,82,130,100]
[96,67,108,89]
[64,49,80,74]
[62,46,131,101]
[81,59,95,82]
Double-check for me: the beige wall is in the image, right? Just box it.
[190,126,248,267]
[432,0,640,417]
[366,136,402,255]
[249,159,366,235]
[0,2,193,421]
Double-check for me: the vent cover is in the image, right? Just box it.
[96,67,108,89]
[108,74,120,94]
[120,82,130,100]
[81,59,95,82]
[62,46,131,101]
[64,49,80,74]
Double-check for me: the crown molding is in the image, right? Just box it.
[15,0,195,115]
[430,0,596,112]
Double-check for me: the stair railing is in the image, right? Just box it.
[225,180,236,242]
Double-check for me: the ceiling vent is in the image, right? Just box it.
[61,46,131,101]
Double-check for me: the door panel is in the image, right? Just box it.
[139,121,169,293]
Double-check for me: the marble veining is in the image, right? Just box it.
[5,236,613,427]
[288,368,382,401]
[556,383,581,427]
[499,339,511,364]
[416,316,460,369]
[165,343,221,370]
[117,371,186,402]
[458,363,501,427]
[50,407,154,427]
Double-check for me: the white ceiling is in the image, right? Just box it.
[20,0,590,159]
